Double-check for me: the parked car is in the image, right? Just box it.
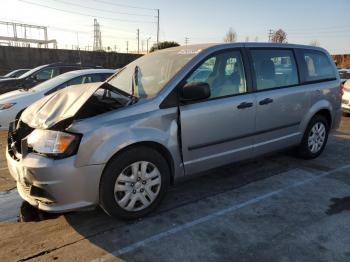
[0,69,30,79]
[338,68,350,84]
[0,63,102,95]
[7,43,342,219]
[0,69,115,131]
[342,79,350,116]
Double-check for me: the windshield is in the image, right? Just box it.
[18,64,47,79]
[30,73,69,92]
[107,47,202,98]
[4,70,17,77]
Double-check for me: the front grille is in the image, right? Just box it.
[342,99,349,105]
[8,121,34,158]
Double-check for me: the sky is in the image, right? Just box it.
[0,0,349,54]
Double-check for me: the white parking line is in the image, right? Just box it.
[93,163,350,262]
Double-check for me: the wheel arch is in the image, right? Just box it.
[102,141,176,185]
[314,108,332,127]
[300,100,334,135]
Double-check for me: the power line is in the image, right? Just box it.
[92,0,156,11]
[53,0,156,17]
[19,0,156,24]
[286,25,350,32]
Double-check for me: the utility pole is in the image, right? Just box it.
[146,37,151,53]
[126,41,129,53]
[185,37,189,46]
[142,40,144,52]
[93,19,103,51]
[268,29,274,42]
[156,9,160,46]
[137,28,140,54]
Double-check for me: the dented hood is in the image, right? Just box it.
[21,82,102,129]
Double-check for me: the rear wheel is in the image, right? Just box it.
[296,114,329,159]
[99,147,170,220]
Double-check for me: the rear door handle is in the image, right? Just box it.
[259,98,274,105]
[237,102,253,109]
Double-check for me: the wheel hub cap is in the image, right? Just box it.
[114,161,161,212]
[307,122,326,153]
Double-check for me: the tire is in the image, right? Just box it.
[99,146,170,220]
[296,114,330,159]
[342,111,350,117]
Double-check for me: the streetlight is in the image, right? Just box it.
[146,37,152,53]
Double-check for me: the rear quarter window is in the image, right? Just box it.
[299,50,336,83]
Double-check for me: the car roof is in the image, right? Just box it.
[60,68,116,78]
[167,42,329,54]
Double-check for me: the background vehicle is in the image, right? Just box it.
[0,69,115,130]
[0,69,30,79]
[0,63,102,95]
[6,43,342,219]
[338,68,350,84]
[342,79,350,116]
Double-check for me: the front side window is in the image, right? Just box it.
[301,50,336,82]
[186,50,247,99]
[251,49,299,90]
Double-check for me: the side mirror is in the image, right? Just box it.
[181,81,210,102]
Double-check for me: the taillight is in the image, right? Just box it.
[340,83,344,97]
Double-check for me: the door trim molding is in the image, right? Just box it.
[188,122,300,151]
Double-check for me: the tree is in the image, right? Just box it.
[224,28,237,43]
[310,40,320,47]
[271,29,287,43]
[150,41,180,52]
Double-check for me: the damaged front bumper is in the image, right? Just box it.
[6,123,105,213]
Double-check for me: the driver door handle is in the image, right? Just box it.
[237,102,253,109]
[259,98,274,105]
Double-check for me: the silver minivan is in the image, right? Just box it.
[6,43,342,219]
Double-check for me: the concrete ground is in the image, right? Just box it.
[0,117,349,262]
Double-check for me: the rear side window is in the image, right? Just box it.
[300,50,335,82]
[250,49,299,91]
[34,67,60,81]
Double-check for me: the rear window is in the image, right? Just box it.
[300,50,336,82]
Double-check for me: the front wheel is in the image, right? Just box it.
[99,147,170,220]
[296,115,330,159]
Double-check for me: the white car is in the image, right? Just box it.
[0,69,115,130]
[342,79,350,116]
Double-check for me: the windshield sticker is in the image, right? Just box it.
[178,49,202,55]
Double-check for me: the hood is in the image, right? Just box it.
[0,89,36,103]
[21,82,102,129]
[0,78,20,95]
[0,78,18,84]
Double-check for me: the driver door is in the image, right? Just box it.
[179,49,256,175]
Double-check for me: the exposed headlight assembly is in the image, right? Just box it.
[0,103,16,110]
[27,129,81,158]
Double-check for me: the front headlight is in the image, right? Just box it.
[27,129,81,158]
[0,103,16,110]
